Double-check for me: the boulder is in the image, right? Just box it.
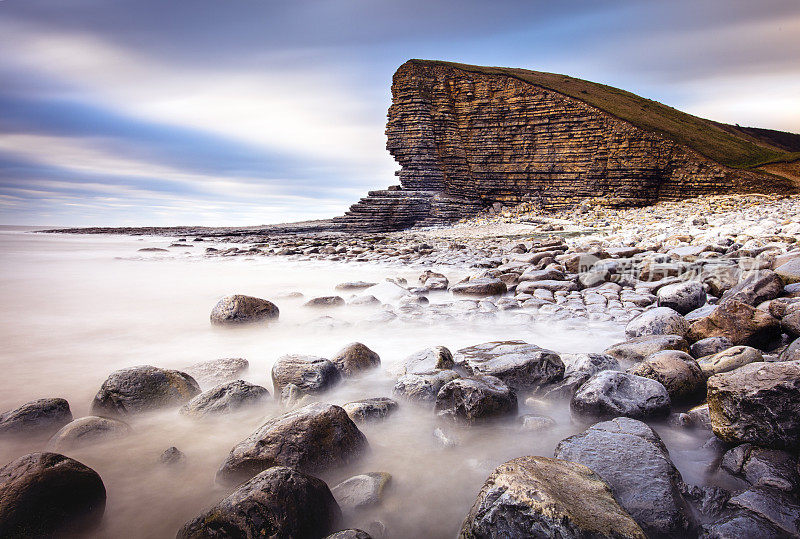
[686,300,781,348]
[398,346,453,375]
[539,353,619,400]
[701,510,788,538]
[331,472,391,512]
[335,281,377,291]
[271,355,341,395]
[517,268,565,282]
[657,281,707,315]
[210,295,279,325]
[325,530,372,539]
[516,279,578,294]
[720,443,799,492]
[689,337,733,359]
[720,270,784,306]
[628,350,705,402]
[459,456,646,538]
[47,416,131,451]
[435,376,517,423]
[625,307,689,338]
[0,398,72,439]
[555,418,694,537]
[183,357,249,387]
[707,361,800,448]
[604,335,690,363]
[782,309,800,337]
[342,398,398,423]
[697,346,763,376]
[216,403,368,486]
[455,340,563,391]
[393,370,460,403]
[571,371,671,420]
[450,277,507,297]
[775,257,800,285]
[305,296,346,308]
[780,337,800,361]
[91,366,200,417]
[179,466,340,538]
[726,485,800,536]
[331,343,381,376]
[179,380,269,418]
[0,452,106,537]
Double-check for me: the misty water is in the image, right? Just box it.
[0,228,715,538]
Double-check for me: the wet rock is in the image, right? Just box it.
[720,443,799,492]
[271,355,341,395]
[47,416,131,451]
[782,309,800,337]
[180,380,269,418]
[697,345,763,376]
[332,472,391,512]
[720,270,784,306]
[399,346,453,375]
[625,307,689,338]
[459,456,646,538]
[628,350,704,402]
[160,446,186,466]
[657,281,707,315]
[707,360,800,448]
[539,353,619,400]
[701,510,787,538]
[455,340,563,391]
[216,403,368,486]
[727,485,800,536]
[519,415,556,432]
[393,370,460,403]
[331,343,381,376]
[450,277,507,297]
[555,417,694,538]
[775,257,800,285]
[435,375,517,422]
[305,296,346,307]
[687,300,781,348]
[325,530,372,539]
[780,337,800,361]
[0,452,106,537]
[91,365,200,417]
[179,466,340,538]
[679,483,729,523]
[604,334,690,363]
[516,279,578,294]
[210,294,279,325]
[183,357,249,387]
[571,370,671,420]
[690,337,733,359]
[342,398,398,423]
[0,398,72,439]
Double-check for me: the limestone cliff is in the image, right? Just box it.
[335,60,798,231]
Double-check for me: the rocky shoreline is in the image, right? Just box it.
[5,192,800,537]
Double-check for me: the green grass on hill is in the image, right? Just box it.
[407,60,800,170]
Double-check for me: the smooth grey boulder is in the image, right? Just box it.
[450,277,507,297]
[210,295,279,325]
[720,443,799,492]
[216,403,368,486]
[0,452,106,537]
[690,337,733,359]
[180,380,269,418]
[342,398,398,423]
[47,416,131,451]
[571,370,671,420]
[183,357,249,387]
[271,354,341,395]
[435,375,517,423]
[399,346,453,375]
[727,485,800,536]
[539,353,619,400]
[459,456,646,538]
[393,370,460,403]
[331,343,380,376]
[657,281,707,315]
[331,472,391,512]
[0,398,72,439]
[628,350,705,402]
[179,466,340,538]
[697,345,763,376]
[721,270,784,306]
[455,340,563,391]
[701,510,788,538]
[604,334,690,363]
[91,366,200,417]
[555,417,695,538]
[625,307,689,338]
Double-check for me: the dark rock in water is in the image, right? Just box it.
[393,370,460,403]
[180,380,269,418]
[183,357,249,387]
[628,350,704,402]
[271,354,341,395]
[305,296,346,307]
[178,466,340,538]
[625,307,690,338]
[325,530,372,539]
[701,510,788,539]
[571,370,671,420]
[555,417,695,538]
[335,281,377,291]
[0,398,72,439]
[605,334,690,363]
[780,337,800,361]
[687,300,781,348]
[679,483,729,523]
[331,343,381,376]
[720,443,799,492]
[690,336,733,358]
[455,340,563,391]
[342,398,398,423]
[435,375,517,423]
[399,346,453,375]
[657,281,707,315]
[47,416,131,451]
[450,277,507,297]
[332,472,392,512]
[0,452,106,537]
[539,353,619,400]
[91,365,200,417]
[726,485,800,536]
[707,360,800,448]
[720,270,784,306]
[210,294,279,325]
[138,247,168,252]
[697,345,762,376]
[216,403,368,486]
[459,455,646,538]
[160,446,186,466]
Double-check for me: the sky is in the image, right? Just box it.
[1,0,799,226]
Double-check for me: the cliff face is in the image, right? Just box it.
[335,60,796,231]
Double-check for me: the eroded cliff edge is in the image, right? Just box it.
[335,60,798,231]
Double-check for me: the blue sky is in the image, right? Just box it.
[1,0,799,226]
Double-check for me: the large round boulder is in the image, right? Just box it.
[604,334,689,363]
[435,376,517,423]
[625,307,689,339]
[0,398,72,439]
[455,340,564,391]
[271,355,341,395]
[697,345,763,377]
[216,403,368,486]
[571,370,671,420]
[539,353,620,400]
[398,346,454,375]
[459,456,645,538]
[393,370,460,403]
[657,281,706,315]
[47,416,131,451]
[450,277,507,297]
[91,365,200,417]
[686,300,781,348]
[331,472,392,513]
[210,294,279,325]
[179,380,269,418]
[330,343,381,377]
[178,466,340,538]
[0,452,106,537]
[628,350,705,402]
